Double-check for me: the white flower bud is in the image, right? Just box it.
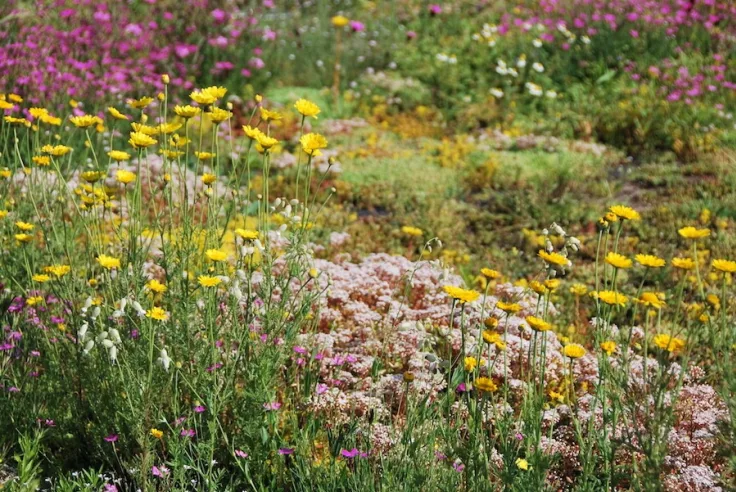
[109,328,121,344]
[108,345,117,363]
[158,349,171,371]
[83,340,95,354]
[78,323,88,342]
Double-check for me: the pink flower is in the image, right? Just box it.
[211,9,227,23]
[350,21,365,32]
[194,405,206,413]
[278,448,294,455]
[104,434,118,442]
[235,449,249,458]
[264,401,282,411]
[429,4,442,15]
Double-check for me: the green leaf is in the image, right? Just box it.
[596,70,617,85]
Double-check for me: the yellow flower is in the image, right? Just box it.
[32,274,50,283]
[538,250,569,267]
[146,307,169,321]
[515,458,531,471]
[127,97,154,109]
[81,171,104,183]
[544,279,560,291]
[70,114,103,128]
[26,296,44,306]
[202,173,217,185]
[108,107,129,120]
[0,169,11,179]
[129,131,157,149]
[678,226,710,239]
[256,133,279,149]
[235,229,259,240]
[294,99,321,119]
[207,107,232,123]
[205,249,228,262]
[259,107,282,121]
[480,268,501,279]
[442,285,480,304]
[4,116,31,127]
[600,341,616,355]
[97,254,121,270]
[131,122,160,136]
[563,343,586,359]
[671,257,695,270]
[161,150,184,159]
[8,94,22,103]
[712,259,736,273]
[198,275,222,288]
[146,279,167,293]
[331,15,350,27]
[158,122,182,134]
[190,90,217,106]
[638,292,666,309]
[401,226,423,237]
[526,316,552,332]
[592,290,628,306]
[530,280,547,295]
[496,301,522,314]
[195,152,215,161]
[41,144,72,157]
[474,377,497,393]
[32,156,51,166]
[0,210,7,220]
[609,205,641,221]
[652,334,685,353]
[0,100,14,110]
[242,125,265,141]
[45,265,70,277]
[15,221,34,231]
[15,233,33,243]
[569,283,588,296]
[482,330,506,350]
[108,150,131,162]
[464,357,478,372]
[202,86,227,99]
[115,170,136,185]
[605,252,632,269]
[174,105,201,119]
[636,254,665,268]
[150,428,164,439]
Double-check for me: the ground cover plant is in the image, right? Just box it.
[0,1,735,490]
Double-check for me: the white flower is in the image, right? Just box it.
[532,62,544,73]
[490,88,504,99]
[525,82,543,97]
[109,346,118,363]
[83,340,95,355]
[109,328,121,344]
[517,56,527,69]
[158,349,171,372]
[532,39,543,48]
[508,68,519,78]
[132,301,146,317]
[546,90,558,99]
[78,323,88,342]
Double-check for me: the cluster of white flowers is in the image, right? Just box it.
[472,23,499,47]
[436,53,458,64]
